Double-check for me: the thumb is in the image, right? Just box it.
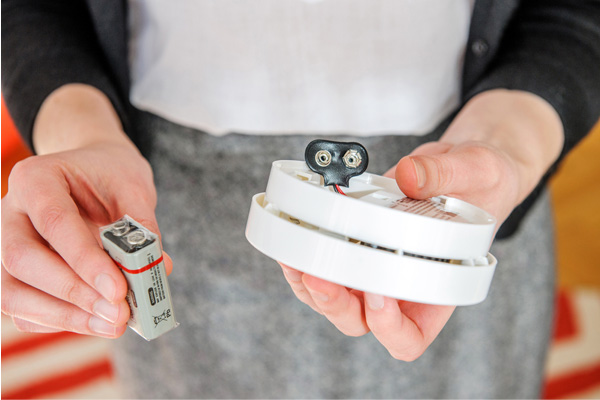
[395,144,502,201]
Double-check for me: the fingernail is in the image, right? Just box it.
[282,268,302,282]
[411,158,426,189]
[307,288,329,303]
[93,299,120,323]
[365,292,385,310]
[95,273,116,301]
[89,316,117,336]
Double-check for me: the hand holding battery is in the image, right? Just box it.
[1,84,173,338]
[279,89,564,361]
[1,142,171,338]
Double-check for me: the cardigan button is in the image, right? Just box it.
[471,39,489,57]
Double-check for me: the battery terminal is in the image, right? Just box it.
[127,230,148,246]
[343,149,362,168]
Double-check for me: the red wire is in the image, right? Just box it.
[334,184,347,196]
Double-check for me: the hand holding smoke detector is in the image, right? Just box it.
[245,140,498,306]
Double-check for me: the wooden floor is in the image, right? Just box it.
[2,96,599,398]
[550,120,600,289]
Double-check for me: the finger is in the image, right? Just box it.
[10,163,128,303]
[410,141,453,157]
[395,143,505,200]
[279,263,322,314]
[383,142,453,179]
[2,268,126,338]
[163,251,174,276]
[1,210,130,326]
[396,300,456,343]
[12,317,64,334]
[364,293,454,361]
[302,274,369,337]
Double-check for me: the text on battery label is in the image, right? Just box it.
[148,254,167,305]
[391,198,466,222]
[153,309,172,327]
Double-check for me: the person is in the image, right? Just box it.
[2,0,599,398]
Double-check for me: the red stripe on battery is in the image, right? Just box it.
[116,255,164,274]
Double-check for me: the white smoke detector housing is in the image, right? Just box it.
[246,160,498,306]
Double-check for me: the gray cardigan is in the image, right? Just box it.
[2,0,600,237]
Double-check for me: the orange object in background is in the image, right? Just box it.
[2,96,32,198]
[1,95,24,158]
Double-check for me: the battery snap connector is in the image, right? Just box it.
[305,140,368,187]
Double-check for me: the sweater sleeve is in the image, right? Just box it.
[1,0,131,152]
[465,0,600,238]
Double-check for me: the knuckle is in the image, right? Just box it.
[58,278,84,306]
[467,144,499,168]
[70,246,94,272]
[1,238,27,277]
[468,142,497,159]
[467,145,505,186]
[369,322,383,336]
[8,157,55,195]
[38,204,69,240]
[8,157,36,186]
[69,250,114,293]
[318,296,343,316]
[57,306,79,332]
[295,288,316,305]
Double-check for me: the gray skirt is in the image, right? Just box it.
[113,110,555,398]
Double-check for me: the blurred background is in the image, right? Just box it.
[2,96,599,399]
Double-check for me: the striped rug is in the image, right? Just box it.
[2,287,599,399]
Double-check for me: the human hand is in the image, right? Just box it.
[1,142,172,337]
[1,84,173,338]
[281,89,564,360]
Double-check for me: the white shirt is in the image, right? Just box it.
[128,0,473,136]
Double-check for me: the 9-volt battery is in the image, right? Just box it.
[100,215,178,341]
